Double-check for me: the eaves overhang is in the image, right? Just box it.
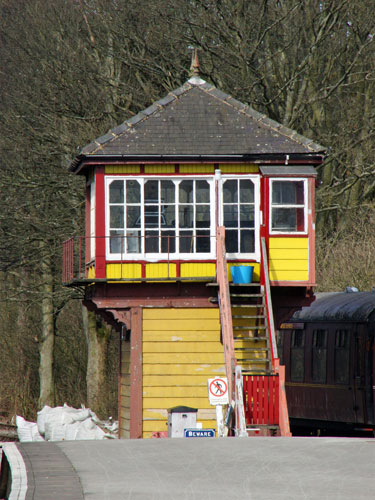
[70,152,326,175]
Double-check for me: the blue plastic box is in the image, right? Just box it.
[230,266,254,284]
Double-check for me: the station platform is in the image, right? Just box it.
[1,437,375,499]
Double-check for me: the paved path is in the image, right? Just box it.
[2,437,375,499]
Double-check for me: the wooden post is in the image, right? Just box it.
[274,359,292,437]
[130,307,143,438]
[216,226,236,401]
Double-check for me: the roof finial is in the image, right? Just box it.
[188,47,205,85]
[189,48,200,78]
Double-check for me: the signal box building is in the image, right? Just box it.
[63,64,325,438]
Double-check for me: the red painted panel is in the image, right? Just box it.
[244,375,280,426]
[95,167,106,278]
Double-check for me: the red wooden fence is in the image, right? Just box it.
[243,375,279,426]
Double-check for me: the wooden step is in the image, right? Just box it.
[236,358,271,365]
[233,336,268,341]
[206,282,260,287]
[241,369,273,375]
[230,293,263,298]
[232,315,265,319]
[233,325,266,330]
[231,304,264,308]
[234,347,269,352]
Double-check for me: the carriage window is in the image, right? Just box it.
[312,329,327,383]
[277,331,285,365]
[290,330,305,382]
[270,179,307,233]
[334,330,349,384]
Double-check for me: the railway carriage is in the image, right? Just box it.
[279,291,375,435]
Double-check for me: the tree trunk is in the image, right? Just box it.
[38,252,55,408]
[82,306,111,418]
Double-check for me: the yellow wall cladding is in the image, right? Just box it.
[145,263,176,278]
[142,308,223,438]
[119,341,130,439]
[269,237,309,281]
[87,265,95,279]
[180,262,216,277]
[144,165,175,173]
[105,165,141,174]
[106,263,142,279]
[219,164,259,173]
[227,262,260,282]
[179,164,215,174]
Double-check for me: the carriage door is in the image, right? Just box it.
[353,330,366,424]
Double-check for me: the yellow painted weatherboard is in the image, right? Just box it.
[105,165,141,174]
[268,237,309,281]
[142,308,223,438]
[144,165,175,174]
[180,262,216,278]
[179,164,215,174]
[145,263,176,279]
[219,164,259,173]
[106,263,142,279]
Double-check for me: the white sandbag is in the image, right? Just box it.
[75,418,106,440]
[64,421,80,441]
[36,405,52,436]
[16,416,44,443]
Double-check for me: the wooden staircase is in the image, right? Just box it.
[214,227,291,437]
[230,283,272,376]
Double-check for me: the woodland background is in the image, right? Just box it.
[1,0,375,420]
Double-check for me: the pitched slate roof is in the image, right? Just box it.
[71,77,325,172]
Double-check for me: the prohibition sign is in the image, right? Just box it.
[209,378,228,398]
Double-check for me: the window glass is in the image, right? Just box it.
[109,180,124,203]
[276,331,285,366]
[312,329,327,383]
[108,178,213,256]
[271,180,306,233]
[290,330,305,382]
[179,180,193,203]
[223,179,255,254]
[334,330,350,384]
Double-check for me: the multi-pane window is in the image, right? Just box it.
[223,179,255,254]
[107,178,213,257]
[270,179,307,233]
[312,329,328,383]
[290,329,305,382]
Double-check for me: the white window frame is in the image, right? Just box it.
[269,178,308,235]
[220,175,260,261]
[105,176,216,261]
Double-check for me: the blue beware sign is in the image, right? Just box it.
[184,428,215,438]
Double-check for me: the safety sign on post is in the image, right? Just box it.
[208,377,229,406]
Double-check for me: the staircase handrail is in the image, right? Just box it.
[216,226,236,401]
[260,237,278,364]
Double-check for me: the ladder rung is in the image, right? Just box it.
[232,315,265,319]
[231,304,264,308]
[230,293,263,298]
[233,325,266,330]
[234,347,269,352]
[237,358,271,364]
[233,336,268,341]
[241,370,273,375]
[229,283,260,287]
